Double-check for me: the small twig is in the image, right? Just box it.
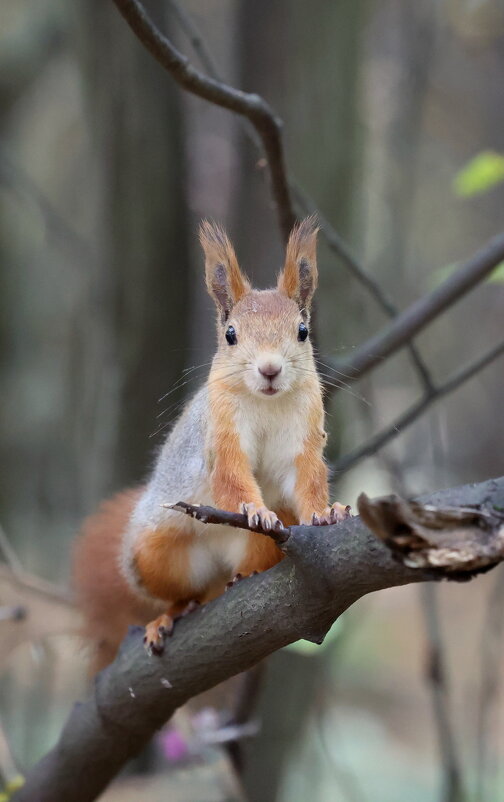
[226,662,265,774]
[333,233,504,383]
[475,566,504,801]
[112,0,295,241]
[0,714,22,791]
[166,0,434,396]
[291,186,435,394]
[164,501,291,543]
[0,605,26,623]
[333,338,504,474]
[420,585,466,802]
[0,143,96,271]
[0,522,23,576]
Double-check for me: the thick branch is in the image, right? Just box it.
[334,232,504,382]
[111,0,295,241]
[333,337,504,474]
[14,477,504,802]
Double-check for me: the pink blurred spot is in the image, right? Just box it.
[159,728,189,763]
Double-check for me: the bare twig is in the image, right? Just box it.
[333,337,504,474]
[0,714,22,792]
[333,233,504,382]
[0,522,23,576]
[164,501,290,543]
[0,144,96,270]
[112,0,295,241]
[291,186,435,393]
[420,585,466,802]
[0,605,26,622]
[12,478,504,802]
[226,662,265,774]
[166,0,434,395]
[475,566,504,801]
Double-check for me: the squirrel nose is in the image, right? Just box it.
[259,363,282,380]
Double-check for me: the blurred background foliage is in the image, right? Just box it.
[0,1,503,800]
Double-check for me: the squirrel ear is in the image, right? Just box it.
[199,221,251,321]
[277,215,319,314]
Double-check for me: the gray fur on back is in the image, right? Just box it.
[130,386,209,531]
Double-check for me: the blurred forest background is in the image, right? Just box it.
[1,1,504,800]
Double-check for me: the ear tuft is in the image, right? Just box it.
[200,220,250,321]
[277,215,319,313]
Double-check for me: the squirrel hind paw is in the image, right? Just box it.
[143,613,174,656]
[144,601,202,656]
[225,570,259,591]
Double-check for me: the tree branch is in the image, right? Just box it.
[164,501,290,543]
[13,477,504,802]
[332,232,504,382]
[165,0,435,396]
[113,0,501,422]
[111,0,295,241]
[333,337,504,474]
[291,185,436,393]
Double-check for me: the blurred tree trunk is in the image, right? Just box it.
[230,3,366,799]
[77,0,191,498]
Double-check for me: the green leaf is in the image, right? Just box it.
[429,260,504,289]
[453,150,504,198]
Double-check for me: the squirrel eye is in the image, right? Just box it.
[298,322,309,342]
[225,325,237,346]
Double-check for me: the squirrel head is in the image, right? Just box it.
[200,216,320,399]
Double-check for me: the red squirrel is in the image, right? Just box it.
[73,217,349,672]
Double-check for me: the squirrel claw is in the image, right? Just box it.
[144,600,200,656]
[226,572,243,590]
[241,502,283,532]
[307,503,352,527]
[226,570,259,591]
[144,613,174,655]
[176,599,200,618]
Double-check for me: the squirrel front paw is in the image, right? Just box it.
[303,502,352,526]
[240,502,284,532]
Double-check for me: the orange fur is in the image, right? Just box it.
[200,220,251,314]
[209,387,264,511]
[73,489,161,672]
[294,400,330,524]
[235,532,284,576]
[277,215,319,310]
[73,217,347,671]
[133,527,195,601]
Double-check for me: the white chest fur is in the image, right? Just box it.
[233,393,311,509]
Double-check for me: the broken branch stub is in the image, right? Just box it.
[357,493,504,574]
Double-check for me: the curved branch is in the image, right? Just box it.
[111,0,295,241]
[333,232,504,382]
[164,0,435,395]
[291,185,435,393]
[13,477,504,802]
[333,337,504,474]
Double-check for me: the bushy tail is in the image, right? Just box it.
[73,487,159,673]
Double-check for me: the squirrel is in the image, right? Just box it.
[73,216,349,672]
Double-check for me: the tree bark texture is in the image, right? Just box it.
[13,476,504,802]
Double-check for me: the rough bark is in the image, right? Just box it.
[13,476,504,802]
